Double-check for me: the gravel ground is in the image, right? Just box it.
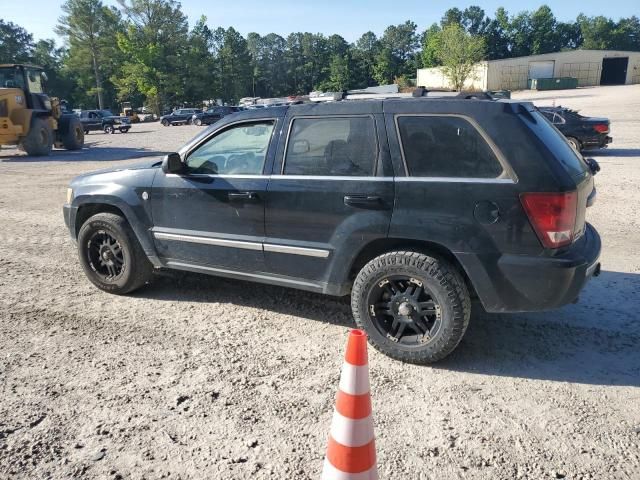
[1,86,639,480]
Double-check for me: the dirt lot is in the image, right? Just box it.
[1,86,639,480]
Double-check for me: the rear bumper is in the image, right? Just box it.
[583,135,612,149]
[459,223,601,313]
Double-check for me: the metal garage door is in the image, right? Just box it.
[529,61,555,79]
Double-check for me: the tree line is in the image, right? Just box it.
[1,1,639,113]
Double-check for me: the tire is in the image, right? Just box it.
[119,127,130,133]
[186,118,192,125]
[61,116,84,150]
[161,119,169,126]
[21,117,53,156]
[103,124,115,134]
[567,136,582,152]
[77,213,153,295]
[351,251,471,364]
[194,118,202,126]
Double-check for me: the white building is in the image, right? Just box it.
[417,50,640,91]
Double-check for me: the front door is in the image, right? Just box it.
[264,105,394,289]
[151,119,278,271]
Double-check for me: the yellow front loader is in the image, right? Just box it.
[0,64,84,156]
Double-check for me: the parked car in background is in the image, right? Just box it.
[191,106,242,126]
[160,108,202,126]
[539,106,612,151]
[78,110,131,134]
[64,95,601,364]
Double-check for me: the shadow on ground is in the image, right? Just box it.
[590,148,640,158]
[137,269,640,387]
[0,146,166,162]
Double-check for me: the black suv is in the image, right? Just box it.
[539,106,612,151]
[78,110,131,134]
[192,106,242,126]
[63,97,601,364]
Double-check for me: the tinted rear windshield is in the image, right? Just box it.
[527,111,589,178]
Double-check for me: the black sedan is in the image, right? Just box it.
[191,106,242,126]
[539,106,612,151]
[160,108,202,126]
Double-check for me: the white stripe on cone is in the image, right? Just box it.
[321,458,378,480]
[329,409,375,448]
[338,363,370,396]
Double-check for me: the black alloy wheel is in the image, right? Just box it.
[367,275,442,347]
[351,251,471,364]
[86,229,125,281]
[77,213,152,294]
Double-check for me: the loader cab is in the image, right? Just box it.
[0,64,51,112]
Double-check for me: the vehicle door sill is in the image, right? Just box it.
[163,260,327,293]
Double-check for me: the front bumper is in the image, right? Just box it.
[63,203,78,243]
[459,223,601,313]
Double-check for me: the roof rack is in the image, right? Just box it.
[308,85,498,103]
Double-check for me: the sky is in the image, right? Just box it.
[2,0,639,44]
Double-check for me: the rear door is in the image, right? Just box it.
[263,102,394,287]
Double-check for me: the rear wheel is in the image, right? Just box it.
[61,116,84,150]
[103,124,114,134]
[22,117,53,156]
[567,136,582,152]
[119,127,130,133]
[77,213,152,294]
[351,251,471,364]
[194,118,202,126]
[161,119,169,126]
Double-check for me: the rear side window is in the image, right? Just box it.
[529,111,588,178]
[284,117,377,176]
[397,115,503,178]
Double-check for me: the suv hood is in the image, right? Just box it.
[73,158,162,179]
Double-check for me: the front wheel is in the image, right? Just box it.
[103,124,114,134]
[194,118,202,126]
[351,251,471,364]
[119,127,130,133]
[77,213,153,294]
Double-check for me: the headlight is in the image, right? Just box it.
[66,188,73,204]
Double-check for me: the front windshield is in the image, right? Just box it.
[0,67,25,90]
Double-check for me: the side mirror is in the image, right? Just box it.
[162,153,183,174]
[291,139,310,155]
[585,157,600,175]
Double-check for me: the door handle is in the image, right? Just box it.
[344,195,385,209]
[228,191,258,201]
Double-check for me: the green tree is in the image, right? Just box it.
[529,5,559,54]
[115,0,189,113]
[218,27,252,103]
[352,31,379,87]
[0,20,34,63]
[435,24,485,91]
[56,0,122,109]
[421,23,442,67]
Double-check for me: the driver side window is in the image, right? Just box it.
[186,121,275,175]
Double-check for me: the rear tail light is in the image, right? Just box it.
[593,124,609,133]
[520,192,578,249]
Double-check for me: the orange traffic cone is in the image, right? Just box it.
[322,329,378,479]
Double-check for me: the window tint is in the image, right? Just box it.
[397,115,503,178]
[284,117,377,176]
[186,121,274,175]
[527,111,588,178]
